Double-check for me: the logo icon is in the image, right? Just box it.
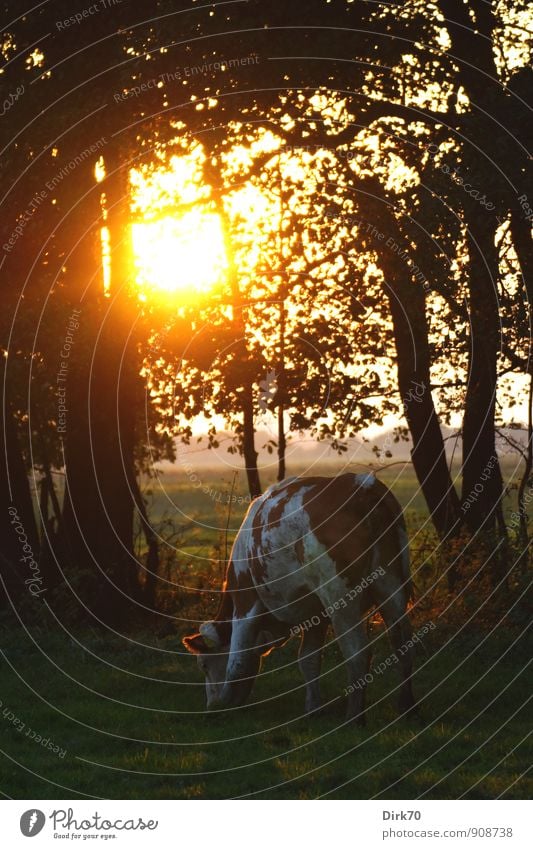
[258,369,279,413]
[20,810,46,837]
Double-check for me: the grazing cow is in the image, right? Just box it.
[183,473,415,724]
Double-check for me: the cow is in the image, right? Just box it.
[183,473,415,724]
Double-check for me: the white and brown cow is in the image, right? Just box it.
[183,473,415,724]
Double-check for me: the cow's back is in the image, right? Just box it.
[229,474,408,624]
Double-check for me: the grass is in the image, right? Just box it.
[142,460,437,565]
[1,463,531,799]
[0,615,530,799]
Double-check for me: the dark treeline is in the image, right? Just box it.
[0,0,531,627]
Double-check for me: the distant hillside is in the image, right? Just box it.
[162,425,528,475]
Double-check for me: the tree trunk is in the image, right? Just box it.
[36,456,63,593]
[511,209,533,307]
[61,294,142,622]
[461,216,505,537]
[242,383,262,499]
[204,158,262,500]
[61,151,141,623]
[511,209,533,567]
[277,404,287,482]
[92,149,142,607]
[0,386,40,608]
[387,273,463,540]
[362,186,463,541]
[357,179,462,542]
[277,298,287,482]
[516,374,532,564]
[131,475,159,607]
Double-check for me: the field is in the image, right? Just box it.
[0,463,531,799]
[141,461,446,579]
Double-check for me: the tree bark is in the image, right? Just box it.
[362,184,462,540]
[92,148,142,606]
[461,216,505,535]
[516,375,532,562]
[242,383,262,499]
[131,475,159,607]
[61,151,141,623]
[511,210,533,308]
[387,275,462,539]
[0,385,40,608]
[277,298,287,482]
[204,158,262,500]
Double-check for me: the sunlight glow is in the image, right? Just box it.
[132,210,227,299]
[101,226,111,297]
[130,150,208,217]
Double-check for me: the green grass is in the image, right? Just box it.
[143,457,527,554]
[1,464,531,799]
[143,461,435,562]
[0,615,530,799]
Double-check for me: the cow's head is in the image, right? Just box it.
[183,620,280,709]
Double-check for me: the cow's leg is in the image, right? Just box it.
[217,605,263,709]
[298,617,328,715]
[376,592,416,716]
[330,610,370,726]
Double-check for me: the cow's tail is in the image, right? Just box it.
[377,485,413,604]
[396,515,414,604]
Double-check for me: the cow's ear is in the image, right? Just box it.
[183,633,211,655]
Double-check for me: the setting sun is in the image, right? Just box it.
[132,209,227,300]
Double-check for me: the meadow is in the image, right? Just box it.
[0,462,531,799]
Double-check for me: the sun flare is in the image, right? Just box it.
[132,209,227,300]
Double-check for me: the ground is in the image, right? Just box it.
[0,463,531,799]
